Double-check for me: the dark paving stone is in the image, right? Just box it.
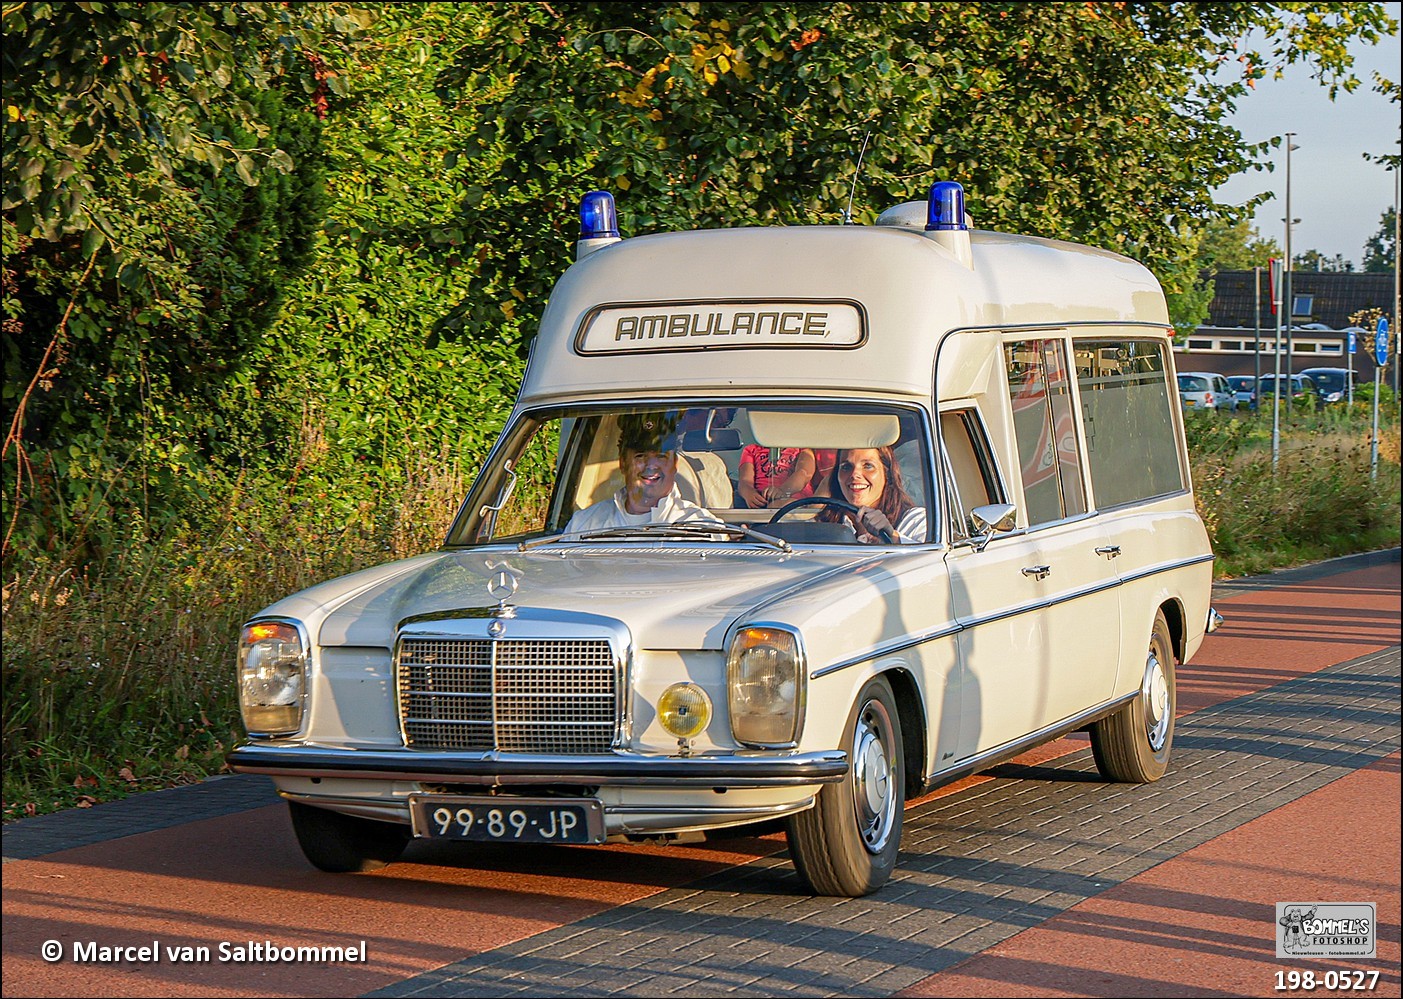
[1,773,278,862]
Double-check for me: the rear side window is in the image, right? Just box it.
[1074,340,1185,508]
[1003,339,1087,526]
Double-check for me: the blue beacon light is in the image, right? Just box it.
[925,181,967,231]
[579,190,621,240]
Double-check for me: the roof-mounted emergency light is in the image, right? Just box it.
[921,180,973,269]
[925,181,967,231]
[576,190,623,260]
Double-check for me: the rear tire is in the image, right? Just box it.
[786,675,904,896]
[1091,610,1176,782]
[288,802,410,873]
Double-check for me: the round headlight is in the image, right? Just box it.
[658,683,712,740]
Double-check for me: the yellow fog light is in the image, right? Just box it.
[658,682,712,740]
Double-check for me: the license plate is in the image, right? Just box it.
[409,796,605,844]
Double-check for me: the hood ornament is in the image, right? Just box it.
[485,562,521,623]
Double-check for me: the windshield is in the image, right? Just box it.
[1305,371,1346,392]
[1227,377,1254,391]
[1178,376,1209,392]
[446,402,933,547]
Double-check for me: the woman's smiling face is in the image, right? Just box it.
[838,449,886,508]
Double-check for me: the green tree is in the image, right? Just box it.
[214,3,525,518]
[1198,216,1283,271]
[2,2,366,553]
[1362,208,1397,272]
[1293,249,1355,272]
[435,2,1394,343]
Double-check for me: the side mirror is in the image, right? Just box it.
[970,502,1017,552]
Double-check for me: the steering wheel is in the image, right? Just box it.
[767,496,895,544]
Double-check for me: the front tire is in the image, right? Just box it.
[786,675,904,896]
[1091,610,1176,782]
[288,802,410,873]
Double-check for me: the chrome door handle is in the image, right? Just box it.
[1095,545,1121,559]
[1021,565,1051,580]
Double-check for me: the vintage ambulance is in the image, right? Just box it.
[229,183,1219,896]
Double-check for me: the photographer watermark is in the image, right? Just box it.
[42,938,367,964]
[1276,902,1376,959]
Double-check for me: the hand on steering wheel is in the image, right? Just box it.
[767,496,895,544]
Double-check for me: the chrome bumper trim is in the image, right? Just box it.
[276,790,817,835]
[1206,606,1225,633]
[229,744,847,786]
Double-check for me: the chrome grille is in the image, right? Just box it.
[397,637,618,753]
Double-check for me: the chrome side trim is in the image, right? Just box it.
[229,744,847,786]
[920,690,1138,791]
[808,552,1213,680]
[811,623,964,679]
[1118,552,1216,585]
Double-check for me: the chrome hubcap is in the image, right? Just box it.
[1142,649,1171,751]
[851,698,897,854]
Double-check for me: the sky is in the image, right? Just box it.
[1212,13,1402,267]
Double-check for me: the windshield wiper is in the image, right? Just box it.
[517,521,791,553]
[659,521,792,553]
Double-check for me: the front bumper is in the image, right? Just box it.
[227,743,848,788]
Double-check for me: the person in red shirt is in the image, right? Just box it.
[737,445,816,509]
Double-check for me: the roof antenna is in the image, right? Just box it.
[841,130,872,225]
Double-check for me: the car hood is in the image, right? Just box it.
[262,546,883,650]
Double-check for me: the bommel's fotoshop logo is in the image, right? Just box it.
[1276,902,1376,959]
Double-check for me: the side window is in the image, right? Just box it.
[1072,340,1186,508]
[1003,338,1088,526]
[939,409,1003,540]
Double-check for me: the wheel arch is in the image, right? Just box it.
[1158,597,1187,663]
[879,666,928,800]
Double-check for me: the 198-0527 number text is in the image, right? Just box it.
[1276,970,1380,991]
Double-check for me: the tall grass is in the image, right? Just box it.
[1187,406,1401,578]
[1,444,465,818]
[3,407,1399,817]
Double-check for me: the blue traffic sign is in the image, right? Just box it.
[1348,331,1357,354]
[1377,318,1390,366]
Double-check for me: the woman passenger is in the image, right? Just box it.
[817,446,927,544]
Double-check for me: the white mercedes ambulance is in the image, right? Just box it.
[229,182,1219,896]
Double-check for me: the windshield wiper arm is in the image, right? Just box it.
[517,523,715,550]
[517,520,791,552]
[651,521,793,553]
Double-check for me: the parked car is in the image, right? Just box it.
[1257,373,1322,410]
[1177,372,1234,413]
[228,183,1218,898]
[1226,375,1257,411]
[1299,367,1354,404]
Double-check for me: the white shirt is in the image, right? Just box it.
[854,505,928,545]
[893,506,928,544]
[564,486,718,535]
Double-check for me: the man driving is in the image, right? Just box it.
[564,415,719,533]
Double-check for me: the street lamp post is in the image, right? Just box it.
[1272,134,1299,471]
[1394,164,1400,395]
[1284,134,1298,385]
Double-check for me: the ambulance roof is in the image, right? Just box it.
[519,218,1169,406]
